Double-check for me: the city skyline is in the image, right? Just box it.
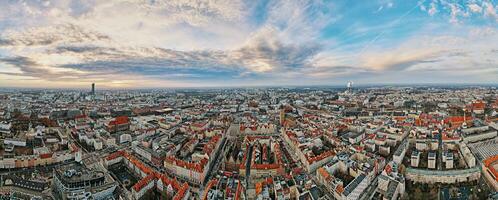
[1,0,497,88]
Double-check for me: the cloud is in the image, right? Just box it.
[0,0,497,87]
[361,48,442,71]
[357,27,498,77]
[231,27,322,72]
[483,2,498,22]
[0,56,88,80]
[0,25,322,83]
[374,1,393,13]
[428,2,438,16]
[447,3,463,24]
[468,3,482,13]
[0,0,331,85]
[375,6,384,13]
[302,66,373,79]
[421,0,493,23]
[0,24,110,48]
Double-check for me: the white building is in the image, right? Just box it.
[443,152,453,169]
[94,140,103,150]
[342,173,369,200]
[4,138,26,147]
[393,139,408,164]
[411,151,420,167]
[428,152,436,169]
[120,134,132,143]
[0,122,11,134]
[406,167,481,184]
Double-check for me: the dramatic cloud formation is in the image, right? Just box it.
[0,0,497,88]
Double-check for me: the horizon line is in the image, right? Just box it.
[1,82,497,91]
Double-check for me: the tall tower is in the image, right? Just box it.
[280,109,286,126]
[91,83,95,95]
[347,81,353,94]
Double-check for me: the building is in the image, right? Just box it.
[406,167,481,184]
[105,150,190,200]
[443,152,454,169]
[282,129,335,172]
[428,152,436,169]
[106,116,130,134]
[52,164,117,200]
[0,122,11,134]
[483,155,498,192]
[2,174,48,192]
[459,143,476,168]
[411,151,420,167]
[377,174,405,200]
[91,83,95,95]
[377,161,406,200]
[201,171,245,200]
[164,134,224,185]
[471,100,485,114]
[468,138,498,162]
[238,136,285,179]
[393,139,408,164]
[461,126,497,143]
[4,138,26,147]
[342,173,369,200]
[344,131,365,144]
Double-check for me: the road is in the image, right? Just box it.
[438,129,443,170]
[202,137,227,185]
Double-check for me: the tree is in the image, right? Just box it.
[399,164,406,174]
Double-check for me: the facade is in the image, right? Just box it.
[428,152,436,169]
[483,155,498,192]
[342,173,369,200]
[411,151,420,167]
[4,138,26,147]
[406,167,481,184]
[91,83,95,95]
[392,139,408,164]
[0,143,80,169]
[164,134,223,185]
[443,152,454,169]
[282,129,335,172]
[106,116,130,134]
[52,164,117,200]
[105,150,190,200]
[0,122,11,134]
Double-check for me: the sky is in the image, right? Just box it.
[0,0,497,88]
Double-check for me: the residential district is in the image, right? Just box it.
[0,84,497,200]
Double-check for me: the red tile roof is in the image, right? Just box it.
[109,116,129,126]
[74,114,86,119]
[165,156,207,173]
[472,101,485,110]
[107,150,190,199]
[202,179,218,200]
[307,150,335,164]
[484,155,498,182]
[443,116,472,124]
[132,174,155,192]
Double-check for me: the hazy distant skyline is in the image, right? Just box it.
[0,0,497,88]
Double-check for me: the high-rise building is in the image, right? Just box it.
[347,81,353,94]
[428,152,436,169]
[91,83,95,95]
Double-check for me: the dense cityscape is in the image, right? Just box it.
[1,0,498,199]
[0,84,496,200]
